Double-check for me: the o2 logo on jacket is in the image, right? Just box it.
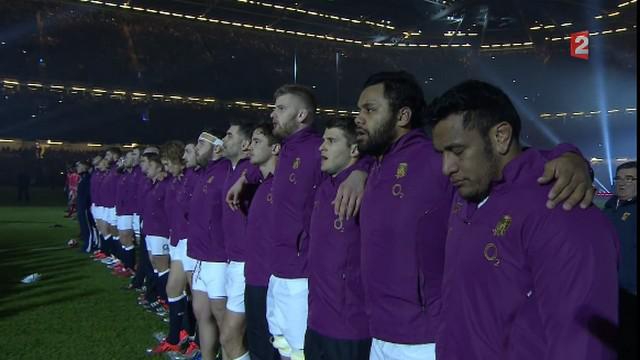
[570,31,589,60]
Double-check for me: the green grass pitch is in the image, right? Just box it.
[0,188,165,359]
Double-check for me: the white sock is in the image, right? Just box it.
[167,293,186,303]
[233,352,251,360]
[158,269,170,277]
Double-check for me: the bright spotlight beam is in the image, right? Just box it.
[593,177,611,193]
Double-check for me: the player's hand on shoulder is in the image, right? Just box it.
[226,175,247,211]
[538,153,595,211]
[334,170,367,221]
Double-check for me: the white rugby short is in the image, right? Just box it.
[105,207,117,226]
[90,204,98,220]
[145,235,170,256]
[369,339,436,360]
[169,241,179,260]
[116,215,134,231]
[192,261,227,299]
[225,261,246,313]
[266,275,308,352]
[169,239,197,272]
[132,213,141,236]
[93,205,105,221]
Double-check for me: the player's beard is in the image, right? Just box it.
[357,116,397,157]
[274,118,298,140]
[196,149,213,166]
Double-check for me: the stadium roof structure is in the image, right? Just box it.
[0,0,636,191]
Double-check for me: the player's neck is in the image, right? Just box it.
[494,143,523,182]
[393,127,411,144]
[229,153,247,168]
[332,158,358,178]
[290,123,310,137]
[376,127,412,161]
[211,155,222,162]
[152,172,164,183]
[260,156,277,178]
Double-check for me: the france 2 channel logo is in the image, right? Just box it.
[570,31,589,60]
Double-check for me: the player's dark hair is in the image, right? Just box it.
[325,117,357,146]
[427,80,521,143]
[363,71,426,129]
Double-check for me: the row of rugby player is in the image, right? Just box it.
[82,71,617,360]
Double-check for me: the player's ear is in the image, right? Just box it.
[241,139,251,151]
[396,106,412,128]
[491,122,513,155]
[350,143,359,159]
[271,143,281,156]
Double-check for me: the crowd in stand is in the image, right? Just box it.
[3,0,634,109]
[0,147,100,189]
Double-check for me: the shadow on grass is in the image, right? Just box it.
[4,253,87,266]
[0,289,101,319]
[22,261,89,274]
[0,249,89,299]
[2,256,87,272]
[0,220,55,225]
[3,274,88,298]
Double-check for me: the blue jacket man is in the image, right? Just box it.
[76,160,94,253]
[602,161,637,360]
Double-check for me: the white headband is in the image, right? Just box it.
[142,147,159,155]
[198,132,222,147]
